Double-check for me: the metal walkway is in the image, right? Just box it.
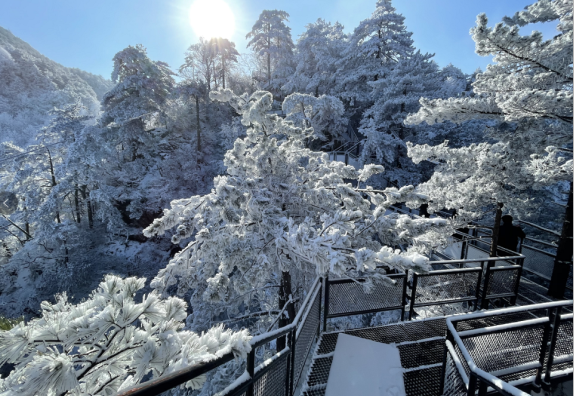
[302,318,447,396]
[301,299,572,396]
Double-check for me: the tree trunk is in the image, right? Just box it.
[489,202,504,259]
[548,182,573,298]
[267,52,271,87]
[47,148,61,224]
[276,271,296,351]
[195,96,201,153]
[74,185,81,224]
[24,198,31,241]
[81,185,93,228]
[222,56,226,89]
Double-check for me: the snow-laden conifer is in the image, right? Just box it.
[0,275,251,395]
[246,10,295,95]
[283,19,347,96]
[334,0,414,105]
[406,0,572,253]
[144,89,449,330]
[282,93,348,144]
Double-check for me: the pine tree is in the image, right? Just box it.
[211,38,240,90]
[0,275,252,395]
[246,10,295,97]
[144,89,449,331]
[283,19,347,96]
[334,0,414,105]
[282,93,348,145]
[96,44,176,221]
[406,0,573,257]
[360,51,442,185]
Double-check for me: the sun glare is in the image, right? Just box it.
[189,0,235,39]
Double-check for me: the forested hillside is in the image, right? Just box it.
[0,26,113,147]
[0,0,571,394]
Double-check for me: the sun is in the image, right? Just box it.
[189,0,235,39]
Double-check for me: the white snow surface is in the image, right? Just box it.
[325,334,405,396]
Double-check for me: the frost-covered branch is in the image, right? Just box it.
[144,89,449,329]
[0,275,251,395]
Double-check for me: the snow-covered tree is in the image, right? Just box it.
[246,10,295,96]
[211,38,240,90]
[143,89,449,331]
[95,44,176,221]
[334,0,414,105]
[406,0,573,255]
[181,38,230,92]
[282,93,348,145]
[360,51,442,185]
[0,103,93,261]
[283,19,347,96]
[0,275,251,395]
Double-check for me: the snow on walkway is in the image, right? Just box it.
[325,333,405,396]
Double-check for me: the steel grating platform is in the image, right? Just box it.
[300,304,571,396]
[301,318,447,396]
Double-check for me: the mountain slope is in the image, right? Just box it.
[0,26,114,146]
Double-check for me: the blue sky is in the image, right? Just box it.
[0,0,558,79]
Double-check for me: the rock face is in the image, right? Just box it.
[0,26,114,147]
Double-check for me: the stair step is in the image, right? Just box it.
[398,339,445,369]
[404,365,443,396]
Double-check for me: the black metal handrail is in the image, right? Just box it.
[408,266,484,320]
[442,300,574,396]
[117,277,323,396]
[323,272,409,325]
[117,236,529,396]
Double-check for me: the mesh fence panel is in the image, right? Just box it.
[554,319,573,359]
[486,268,519,297]
[415,271,480,304]
[455,311,542,332]
[293,287,322,391]
[443,350,467,396]
[467,244,489,259]
[521,245,555,279]
[253,351,289,396]
[327,277,404,316]
[461,324,545,373]
[453,342,471,379]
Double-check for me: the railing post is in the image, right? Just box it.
[401,270,408,321]
[477,379,488,396]
[510,260,523,306]
[323,276,329,332]
[543,306,562,386]
[480,266,491,310]
[439,325,455,395]
[288,328,296,395]
[408,274,418,320]
[534,311,553,389]
[467,373,478,396]
[317,282,322,338]
[473,261,484,311]
[460,239,467,260]
[246,348,255,396]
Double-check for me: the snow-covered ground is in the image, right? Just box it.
[325,334,405,396]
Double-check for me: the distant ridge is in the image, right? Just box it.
[0,26,114,146]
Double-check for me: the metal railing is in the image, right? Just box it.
[119,278,322,396]
[442,300,573,396]
[323,272,409,324]
[328,140,363,166]
[115,227,537,396]
[320,253,526,325]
